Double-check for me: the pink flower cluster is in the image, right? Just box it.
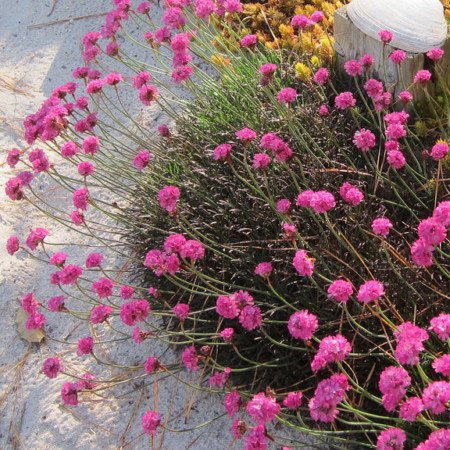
[142,410,161,436]
[356,280,385,304]
[429,313,450,341]
[260,133,292,162]
[308,373,351,422]
[246,392,280,424]
[158,185,180,213]
[21,292,46,330]
[182,345,200,370]
[216,291,262,331]
[411,201,449,266]
[379,366,411,412]
[394,322,428,365]
[292,250,315,276]
[120,299,150,326]
[327,280,353,303]
[296,190,335,213]
[340,182,364,206]
[311,334,351,372]
[353,129,376,152]
[287,310,318,340]
[377,428,406,450]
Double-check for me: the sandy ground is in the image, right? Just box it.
[0,1,324,449]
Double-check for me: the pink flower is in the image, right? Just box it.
[172,303,189,320]
[376,92,392,111]
[364,79,384,98]
[335,92,356,109]
[163,7,186,29]
[411,239,434,266]
[399,397,424,422]
[394,321,428,365]
[154,27,171,43]
[195,0,215,19]
[360,54,375,69]
[172,65,193,83]
[179,239,204,261]
[389,50,406,64]
[241,34,257,48]
[319,105,329,116]
[132,327,151,344]
[293,249,314,276]
[171,33,190,52]
[310,191,335,213]
[283,392,303,410]
[311,334,351,372]
[385,124,406,140]
[225,391,241,417]
[252,153,270,170]
[91,305,113,324]
[378,30,393,43]
[254,262,273,278]
[357,280,385,303]
[7,148,20,168]
[76,373,96,390]
[418,217,447,245]
[49,252,67,266]
[247,392,280,423]
[73,66,90,79]
[22,293,39,314]
[120,299,150,326]
[340,182,364,206]
[61,382,79,405]
[344,59,363,77]
[158,185,180,213]
[220,328,234,343]
[136,2,151,14]
[432,354,450,376]
[414,70,432,85]
[132,72,151,89]
[77,161,95,176]
[48,296,65,312]
[26,312,46,329]
[308,373,350,422]
[426,47,445,61]
[139,84,159,105]
[213,144,232,162]
[353,129,376,152]
[387,150,406,169]
[236,128,257,144]
[231,419,247,440]
[142,411,161,436]
[120,286,134,300]
[86,252,103,268]
[61,141,80,158]
[372,218,393,237]
[244,424,268,449]
[42,357,61,378]
[287,310,318,340]
[164,234,186,255]
[430,142,449,161]
[86,79,104,94]
[82,136,100,154]
[433,201,450,227]
[5,177,24,201]
[77,337,94,356]
[133,150,150,170]
[422,381,450,414]
[399,91,413,104]
[59,264,83,285]
[158,124,170,138]
[182,345,199,371]
[430,313,450,341]
[72,187,89,211]
[379,366,411,412]
[377,428,406,450]
[6,236,20,255]
[310,11,324,23]
[291,14,309,29]
[296,190,314,207]
[209,367,231,387]
[276,199,291,214]
[277,87,297,104]
[327,280,353,303]
[258,63,277,76]
[239,305,262,330]
[103,72,123,85]
[144,356,160,374]
[26,227,49,250]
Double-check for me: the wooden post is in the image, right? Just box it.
[334,4,449,107]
